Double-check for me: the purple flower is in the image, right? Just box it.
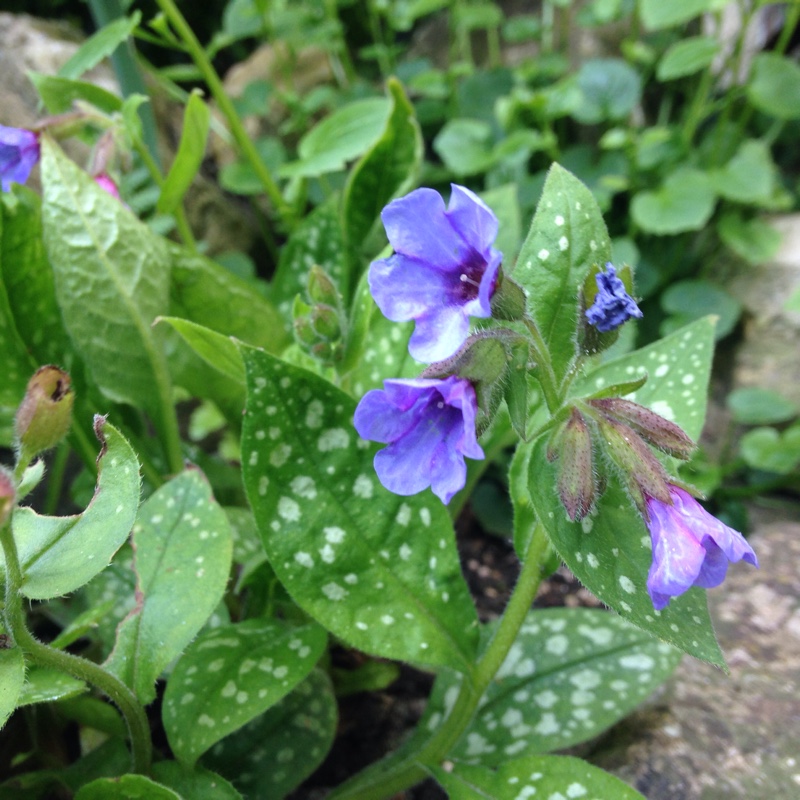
[0,125,40,192]
[645,485,758,610]
[369,184,502,363]
[353,376,484,504]
[585,263,643,333]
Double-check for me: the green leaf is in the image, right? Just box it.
[159,317,245,384]
[433,118,495,176]
[28,73,122,115]
[573,58,642,123]
[747,53,800,120]
[270,197,346,319]
[727,387,798,426]
[105,469,233,704]
[18,667,86,707]
[75,774,180,800]
[150,761,242,800]
[481,183,522,264]
[343,78,422,265]
[240,347,480,671]
[638,0,712,31]
[3,420,140,600]
[660,280,741,339]
[163,619,326,766]
[718,211,781,265]
[279,98,391,178]
[657,36,719,81]
[431,754,646,799]
[740,425,800,474]
[157,91,211,214]
[0,648,25,729]
[202,668,336,799]
[421,609,679,763]
[631,168,716,234]
[510,440,537,559]
[513,163,612,382]
[58,13,141,80]
[710,139,778,205]
[41,138,171,420]
[0,187,67,366]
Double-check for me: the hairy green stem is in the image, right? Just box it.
[331,521,551,799]
[153,0,294,228]
[0,520,152,773]
[522,316,561,413]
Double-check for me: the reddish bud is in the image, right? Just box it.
[14,366,74,459]
[556,408,596,521]
[0,467,15,528]
[590,398,695,459]
[595,414,671,510]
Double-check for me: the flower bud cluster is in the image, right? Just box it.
[292,266,346,366]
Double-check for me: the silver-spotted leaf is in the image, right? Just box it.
[240,346,480,671]
[163,619,326,766]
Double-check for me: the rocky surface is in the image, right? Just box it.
[589,505,800,799]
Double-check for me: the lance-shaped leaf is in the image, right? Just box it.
[202,669,336,800]
[40,138,171,420]
[240,346,480,671]
[420,609,680,764]
[105,469,233,704]
[150,762,242,800]
[343,78,423,284]
[431,754,645,799]
[513,164,612,382]
[532,318,723,665]
[1,419,140,600]
[162,619,326,766]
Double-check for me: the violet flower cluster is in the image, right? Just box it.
[354,184,499,503]
[0,125,40,193]
[645,485,758,610]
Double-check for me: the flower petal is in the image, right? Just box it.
[408,305,471,363]
[380,188,463,271]
[446,184,499,255]
[353,388,419,444]
[368,254,449,323]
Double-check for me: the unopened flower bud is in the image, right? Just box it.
[0,467,15,528]
[307,265,340,307]
[293,315,317,347]
[596,414,671,510]
[590,398,695,460]
[310,341,342,364]
[489,271,527,321]
[14,366,74,460]
[556,409,596,521]
[310,305,342,341]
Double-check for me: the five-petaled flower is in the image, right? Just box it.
[369,184,502,363]
[645,485,758,610]
[353,376,484,504]
[585,262,643,333]
[0,125,40,192]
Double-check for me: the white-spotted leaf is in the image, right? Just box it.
[420,609,680,764]
[150,761,243,800]
[162,619,327,766]
[105,469,233,704]
[202,669,337,799]
[75,774,181,800]
[513,164,612,382]
[2,420,140,600]
[240,346,480,672]
[431,754,645,799]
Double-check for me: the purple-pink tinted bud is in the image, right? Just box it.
[94,173,121,200]
[368,184,502,363]
[645,485,758,610]
[0,125,40,192]
[353,376,484,504]
[585,263,643,333]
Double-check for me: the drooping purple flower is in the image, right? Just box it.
[0,125,40,192]
[369,184,502,363]
[645,485,758,610]
[353,376,484,504]
[585,263,643,333]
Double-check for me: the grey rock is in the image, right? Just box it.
[589,506,800,799]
